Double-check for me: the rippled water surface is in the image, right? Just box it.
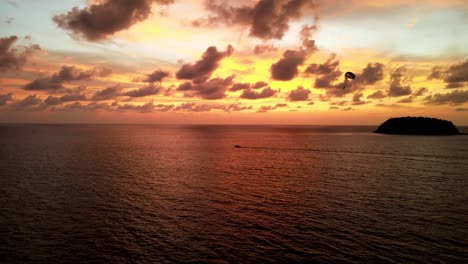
[1,125,467,263]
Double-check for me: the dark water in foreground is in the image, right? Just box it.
[1,125,467,263]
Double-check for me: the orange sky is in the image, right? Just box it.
[0,0,467,125]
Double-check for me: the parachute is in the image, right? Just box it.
[342,71,355,89]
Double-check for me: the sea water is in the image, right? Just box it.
[1,125,467,263]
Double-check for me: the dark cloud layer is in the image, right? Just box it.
[388,66,412,97]
[258,103,288,113]
[367,90,385,99]
[240,87,277,99]
[306,55,386,98]
[253,44,277,55]
[173,102,251,112]
[92,85,121,101]
[425,90,468,105]
[304,53,342,89]
[0,93,13,106]
[270,20,317,81]
[53,0,174,41]
[124,84,162,97]
[176,45,233,80]
[44,93,87,105]
[140,69,170,83]
[117,101,172,113]
[443,59,468,84]
[397,97,412,103]
[412,87,428,97]
[177,76,234,100]
[193,0,316,40]
[352,92,367,105]
[229,81,268,92]
[305,53,339,75]
[10,95,44,110]
[455,107,468,112]
[0,35,40,71]
[427,66,445,80]
[287,86,311,101]
[271,50,309,81]
[427,59,468,88]
[229,82,251,92]
[356,63,385,85]
[24,65,109,91]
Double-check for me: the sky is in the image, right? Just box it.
[0,0,467,125]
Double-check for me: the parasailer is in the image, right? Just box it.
[342,71,355,89]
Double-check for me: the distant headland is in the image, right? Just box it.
[374,117,463,135]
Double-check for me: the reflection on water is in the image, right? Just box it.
[0,125,467,263]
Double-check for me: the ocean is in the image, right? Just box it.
[1,125,467,263]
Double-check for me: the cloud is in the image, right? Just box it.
[0,93,13,106]
[412,87,428,97]
[253,81,268,89]
[50,101,174,113]
[174,102,223,112]
[53,0,174,41]
[388,66,412,97]
[229,81,268,92]
[427,66,444,80]
[24,65,108,91]
[305,53,339,75]
[330,100,348,106]
[117,101,172,113]
[443,59,468,84]
[57,102,86,111]
[253,44,277,55]
[426,59,468,88]
[0,35,40,71]
[287,86,311,101]
[352,92,367,105]
[397,97,413,103]
[193,0,317,40]
[139,69,170,83]
[258,103,288,113]
[367,90,386,99]
[271,49,309,81]
[304,53,347,92]
[5,17,14,24]
[92,85,121,101]
[446,82,464,89]
[10,95,44,110]
[356,62,385,85]
[223,103,253,112]
[44,96,62,106]
[375,103,406,108]
[304,53,342,89]
[229,82,251,92]
[177,76,234,100]
[240,87,277,99]
[171,102,251,112]
[425,90,468,105]
[176,45,233,80]
[270,21,318,81]
[342,107,354,111]
[310,58,386,98]
[44,93,87,105]
[315,70,342,89]
[455,107,468,112]
[124,84,162,97]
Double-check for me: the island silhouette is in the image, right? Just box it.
[374,117,462,135]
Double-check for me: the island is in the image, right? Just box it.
[374,117,461,135]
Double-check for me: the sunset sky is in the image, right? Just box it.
[1,0,467,125]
